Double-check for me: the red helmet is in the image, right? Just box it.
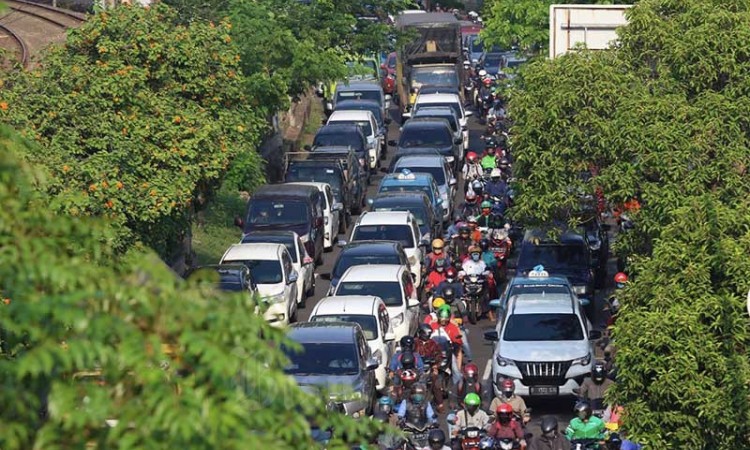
[463,362,479,378]
[399,369,418,384]
[467,151,478,162]
[445,267,457,279]
[483,77,493,87]
[496,403,513,414]
[465,191,477,204]
[614,272,628,284]
[501,379,514,391]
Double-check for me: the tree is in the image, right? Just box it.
[0,124,382,449]
[0,4,266,259]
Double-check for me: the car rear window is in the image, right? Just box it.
[240,235,297,263]
[311,314,378,340]
[333,253,402,278]
[503,313,584,341]
[336,90,381,105]
[352,224,414,248]
[518,243,588,271]
[399,126,452,148]
[223,259,283,284]
[336,281,403,306]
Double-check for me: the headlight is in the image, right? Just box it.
[573,285,589,295]
[572,354,591,366]
[496,355,515,367]
[589,241,601,251]
[266,291,286,303]
[391,312,404,328]
[299,234,310,244]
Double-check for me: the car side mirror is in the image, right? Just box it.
[465,111,474,117]
[489,299,501,308]
[484,330,499,341]
[288,270,299,284]
[387,140,398,147]
[408,297,420,308]
[234,216,244,229]
[332,202,343,211]
[365,358,380,371]
[419,239,430,248]
[449,178,457,186]
[589,330,603,340]
[384,332,396,342]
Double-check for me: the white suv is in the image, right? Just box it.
[484,292,600,398]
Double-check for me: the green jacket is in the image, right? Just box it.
[480,155,497,170]
[565,416,605,441]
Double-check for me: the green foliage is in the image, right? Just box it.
[0,125,381,449]
[506,0,750,446]
[0,4,266,259]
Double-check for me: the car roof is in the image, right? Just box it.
[415,93,461,103]
[312,295,383,316]
[316,123,364,134]
[253,184,318,198]
[357,210,414,226]
[288,322,360,343]
[241,230,299,241]
[406,117,452,128]
[329,110,374,121]
[285,181,331,192]
[508,297,578,315]
[394,154,446,167]
[382,171,435,184]
[414,106,458,116]
[342,240,403,255]
[336,81,382,90]
[510,275,572,287]
[339,264,405,282]
[221,243,286,261]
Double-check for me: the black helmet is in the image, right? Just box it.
[479,238,490,252]
[428,428,446,449]
[574,401,592,420]
[459,225,470,235]
[400,351,416,370]
[418,323,433,340]
[443,286,456,304]
[540,416,558,435]
[400,335,415,351]
[592,361,607,383]
[606,432,623,450]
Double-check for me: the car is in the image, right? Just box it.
[392,154,456,222]
[240,230,315,307]
[326,240,410,294]
[236,184,325,265]
[347,211,427,287]
[514,229,597,320]
[499,51,528,77]
[368,192,442,245]
[284,157,352,231]
[333,264,420,341]
[309,295,396,390]
[412,106,465,160]
[492,267,587,314]
[380,51,397,95]
[331,81,389,120]
[284,322,379,418]
[326,110,383,170]
[484,289,600,398]
[394,117,461,171]
[409,64,461,100]
[306,145,367,213]
[285,182,343,251]
[313,124,370,181]
[463,33,484,66]
[479,51,505,76]
[219,243,299,326]
[334,99,390,140]
[184,264,257,297]
[410,92,471,147]
[376,169,444,226]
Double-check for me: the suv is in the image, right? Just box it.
[411,92,471,147]
[484,292,600,398]
[376,169,444,226]
[392,154,456,222]
[326,240,410,294]
[331,81,388,120]
[369,192,441,244]
[412,106,465,160]
[388,118,461,171]
[285,322,379,418]
[306,146,367,213]
[284,156,352,231]
[313,124,369,180]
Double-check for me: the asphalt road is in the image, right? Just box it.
[297,98,614,438]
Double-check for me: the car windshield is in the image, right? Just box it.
[223,259,283,284]
[247,200,309,226]
[399,127,452,148]
[401,166,445,184]
[415,112,458,131]
[311,315,378,340]
[240,236,297,263]
[336,90,381,105]
[503,313,584,341]
[506,59,525,69]
[352,224,414,248]
[470,37,483,53]
[336,281,403,306]
[484,55,503,67]
[374,205,428,226]
[333,120,373,136]
[313,133,365,154]
[338,105,383,127]
[286,166,342,190]
[415,102,462,119]
[284,342,359,376]
[333,253,403,278]
[411,68,458,88]
[519,244,588,271]
[379,183,434,202]
[508,285,571,297]
[218,280,245,292]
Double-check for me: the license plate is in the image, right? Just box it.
[530,386,558,396]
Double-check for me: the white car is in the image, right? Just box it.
[327,110,383,170]
[348,211,426,287]
[484,292,600,398]
[309,295,396,390]
[411,92,472,148]
[333,265,420,342]
[220,243,299,327]
[285,182,342,251]
[240,230,314,307]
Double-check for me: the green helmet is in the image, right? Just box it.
[438,306,451,318]
[481,200,492,209]
[464,393,481,406]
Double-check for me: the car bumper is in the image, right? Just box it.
[262,302,289,327]
[492,364,588,397]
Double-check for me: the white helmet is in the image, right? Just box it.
[468,10,478,18]
[478,69,487,77]
[491,168,502,178]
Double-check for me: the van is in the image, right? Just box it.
[307,145,367,213]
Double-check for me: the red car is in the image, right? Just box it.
[380,51,397,94]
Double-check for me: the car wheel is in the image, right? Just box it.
[290,303,298,323]
[305,277,315,301]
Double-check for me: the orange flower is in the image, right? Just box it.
[115,181,124,189]
[0,102,8,111]
[105,200,114,209]
[149,190,157,197]
[89,184,97,192]
[101,180,109,189]
[62,165,70,173]
[2,298,10,305]
[141,182,149,188]
[223,35,232,43]
[173,116,182,124]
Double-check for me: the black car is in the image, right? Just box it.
[236,184,325,265]
[479,52,505,76]
[285,157,352,230]
[368,192,442,243]
[306,146,367,214]
[388,118,461,171]
[324,240,409,294]
[184,264,257,295]
[313,123,369,177]
[515,228,596,319]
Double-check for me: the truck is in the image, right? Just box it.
[395,12,463,120]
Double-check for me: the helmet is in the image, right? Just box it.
[467,151,478,162]
[400,351,416,370]
[479,238,490,252]
[377,396,394,414]
[478,69,487,77]
[438,307,451,319]
[442,286,455,303]
[399,368,418,384]
[468,245,481,254]
[592,361,607,383]
[501,378,514,397]
[418,323,433,340]
[606,433,623,450]
[483,77,492,87]
[435,258,446,271]
[459,225,470,235]
[467,216,478,225]
[496,403,512,423]
[464,392,481,406]
[465,191,478,204]
[499,158,509,167]
[432,297,446,309]
[486,146,496,154]
[540,416,559,435]
[463,362,479,379]
[428,429,447,450]
[491,168,502,178]
[432,238,445,250]
[481,200,491,209]
[471,179,484,195]
[446,267,457,280]
[574,401,592,420]
[400,335,415,352]
[614,272,628,288]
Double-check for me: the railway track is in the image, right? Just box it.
[0,0,84,68]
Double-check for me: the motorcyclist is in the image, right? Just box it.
[490,379,530,424]
[456,362,481,400]
[467,215,483,243]
[446,212,466,239]
[478,77,494,115]
[606,272,627,329]
[435,267,465,300]
[459,190,481,218]
[415,324,445,412]
[375,396,399,427]
[441,287,473,362]
[478,238,498,272]
[462,152,484,185]
[425,238,451,274]
[425,257,448,295]
[389,336,425,375]
[450,226,473,262]
[428,428,452,450]
[487,403,526,449]
[529,416,570,450]
[480,146,498,171]
[498,157,512,176]
[396,383,438,427]
[565,401,605,442]
[576,361,614,414]
[430,307,464,377]
[461,245,490,277]
[451,393,492,441]
[485,168,508,200]
[477,201,504,233]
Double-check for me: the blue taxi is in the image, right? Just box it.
[490,265,588,314]
[375,169,443,222]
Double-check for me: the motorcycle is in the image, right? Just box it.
[496,437,521,449]
[457,365,482,400]
[463,274,486,324]
[458,426,485,449]
[401,420,436,449]
[570,438,601,450]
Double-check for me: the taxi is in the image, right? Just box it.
[375,169,444,223]
[490,265,587,314]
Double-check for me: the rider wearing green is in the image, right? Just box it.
[566,401,605,441]
[480,147,498,170]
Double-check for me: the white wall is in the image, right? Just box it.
[549,4,632,59]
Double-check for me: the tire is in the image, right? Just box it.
[468,302,478,325]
